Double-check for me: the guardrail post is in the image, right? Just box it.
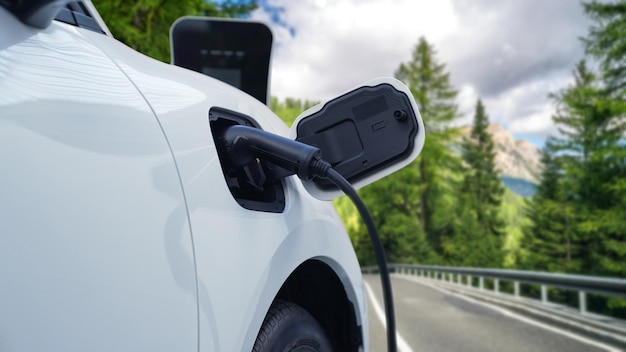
[494,279,499,294]
[479,277,484,291]
[514,281,520,297]
[457,274,461,284]
[579,291,587,314]
[467,275,472,288]
[541,285,548,304]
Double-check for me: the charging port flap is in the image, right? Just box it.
[291,78,425,201]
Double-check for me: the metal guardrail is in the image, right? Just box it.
[362,264,626,315]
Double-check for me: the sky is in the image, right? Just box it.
[250,0,593,147]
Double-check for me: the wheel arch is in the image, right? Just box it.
[274,259,363,352]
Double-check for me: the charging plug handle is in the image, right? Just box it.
[222,125,324,181]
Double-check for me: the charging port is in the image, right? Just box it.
[209,107,286,213]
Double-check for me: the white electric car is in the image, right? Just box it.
[0,1,424,351]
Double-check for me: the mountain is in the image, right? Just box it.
[458,124,542,196]
[501,176,537,198]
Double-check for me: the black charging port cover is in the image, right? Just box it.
[295,83,419,190]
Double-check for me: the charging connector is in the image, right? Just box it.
[222,125,323,181]
[220,124,398,352]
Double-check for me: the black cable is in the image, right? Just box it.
[317,163,397,352]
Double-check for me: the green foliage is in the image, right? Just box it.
[523,51,626,318]
[583,0,626,94]
[269,97,319,127]
[394,37,464,256]
[521,6,626,316]
[355,165,437,265]
[93,0,256,63]
[444,99,505,267]
[500,188,528,268]
[522,144,585,273]
[581,3,626,290]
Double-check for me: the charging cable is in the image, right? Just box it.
[221,124,398,352]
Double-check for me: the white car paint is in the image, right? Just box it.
[0,2,368,352]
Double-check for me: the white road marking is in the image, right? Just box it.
[400,275,621,352]
[364,281,414,352]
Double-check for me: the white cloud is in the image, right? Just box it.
[253,0,458,101]
[252,0,590,145]
[483,74,573,139]
[455,84,478,126]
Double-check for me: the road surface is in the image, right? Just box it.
[364,274,616,352]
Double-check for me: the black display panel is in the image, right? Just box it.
[171,18,272,104]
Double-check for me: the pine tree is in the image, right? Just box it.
[583,0,626,95]
[521,4,626,315]
[450,99,505,267]
[523,58,626,282]
[522,142,583,273]
[393,37,463,255]
[549,61,626,279]
[581,1,626,282]
[357,168,436,265]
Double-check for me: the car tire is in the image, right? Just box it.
[252,299,334,352]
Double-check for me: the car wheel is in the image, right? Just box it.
[253,300,334,352]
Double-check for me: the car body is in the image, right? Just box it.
[0,1,368,351]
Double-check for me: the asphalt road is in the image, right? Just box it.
[364,274,614,352]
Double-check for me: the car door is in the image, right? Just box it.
[0,7,197,351]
